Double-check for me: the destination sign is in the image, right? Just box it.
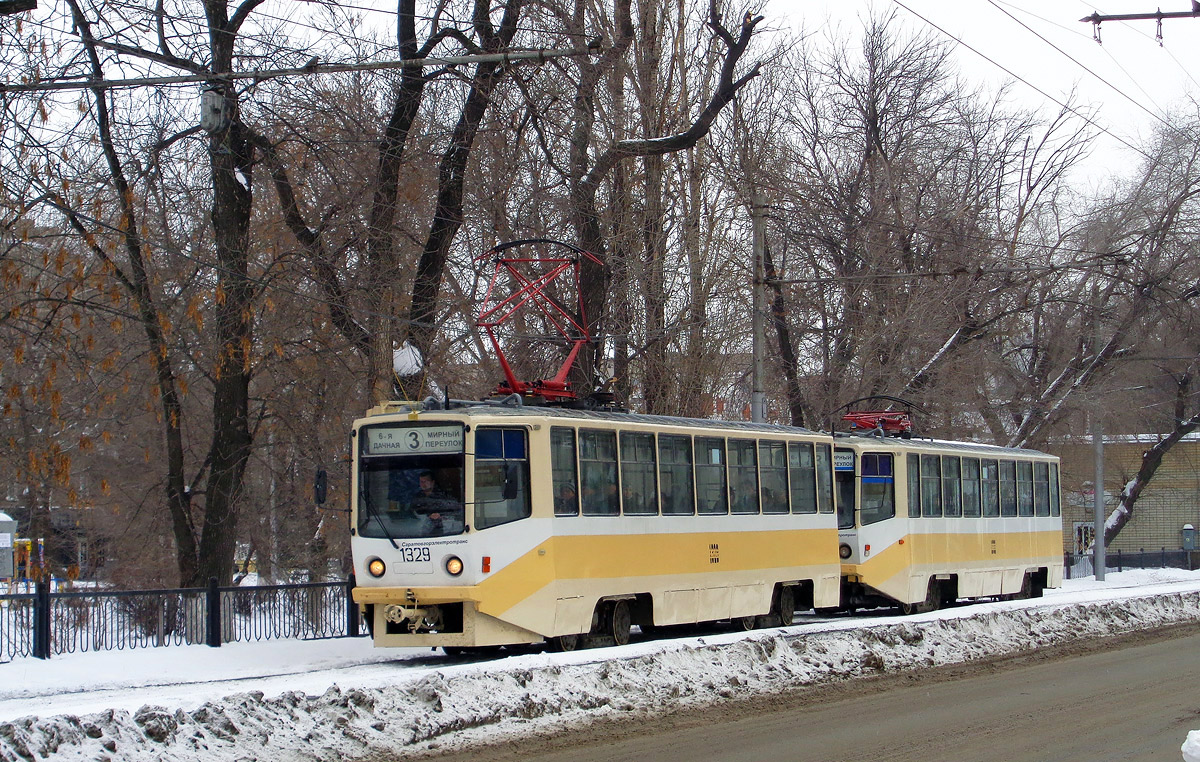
[364,424,463,456]
[833,450,856,472]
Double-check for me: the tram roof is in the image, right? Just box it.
[836,432,1052,458]
[371,402,1051,456]
[380,402,826,437]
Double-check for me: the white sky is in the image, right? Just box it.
[3,568,1200,760]
[771,0,1200,187]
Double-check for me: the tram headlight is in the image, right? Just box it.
[839,543,852,560]
[445,556,464,577]
[367,558,386,578]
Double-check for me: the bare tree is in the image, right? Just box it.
[761,13,1090,433]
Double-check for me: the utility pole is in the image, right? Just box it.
[1080,1,1200,43]
[1093,416,1106,581]
[750,193,767,423]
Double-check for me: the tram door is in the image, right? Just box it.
[835,448,900,566]
[834,448,857,531]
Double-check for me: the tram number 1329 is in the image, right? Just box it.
[399,546,431,563]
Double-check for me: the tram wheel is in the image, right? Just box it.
[738,615,759,631]
[609,600,632,646]
[1014,573,1034,600]
[922,580,942,613]
[775,586,795,627]
[1030,575,1044,598]
[551,633,581,652]
[904,580,941,615]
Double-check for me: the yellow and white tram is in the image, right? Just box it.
[832,435,1064,614]
[348,400,842,651]
[346,399,1064,651]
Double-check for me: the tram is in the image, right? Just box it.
[346,399,843,651]
[341,240,1062,651]
[831,433,1063,614]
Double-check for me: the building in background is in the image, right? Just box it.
[1055,435,1200,554]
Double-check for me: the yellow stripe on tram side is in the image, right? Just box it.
[472,527,840,619]
[852,529,1063,591]
[842,535,910,584]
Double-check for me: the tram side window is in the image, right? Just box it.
[1050,463,1061,517]
[580,429,619,516]
[474,428,531,530]
[659,434,695,515]
[620,431,659,515]
[1034,462,1051,517]
[1017,461,1035,516]
[759,441,789,514]
[860,453,895,525]
[729,440,759,514]
[942,456,962,517]
[981,459,1000,517]
[920,454,942,517]
[695,437,728,514]
[999,460,1017,517]
[961,458,981,517]
[815,444,835,514]
[789,442,817,514]
[907,453,921,518]
[551,427,579,516]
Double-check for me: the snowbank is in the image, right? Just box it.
[1184,730,1200,762]
[2,572,1200,761]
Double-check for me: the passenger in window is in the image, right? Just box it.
[605,483,620,513]
[555,483,577,513]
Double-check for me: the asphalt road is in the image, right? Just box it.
[424,624,1200,762]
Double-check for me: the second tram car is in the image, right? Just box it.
[349,400,843,651]
[832,435,1063,614]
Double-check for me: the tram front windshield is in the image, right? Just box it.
[356,423,467,540]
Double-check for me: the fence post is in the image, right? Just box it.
[34,578,51,659]
[1117,548,1123,573]
[346,575,359,638]
[206,577,222,648]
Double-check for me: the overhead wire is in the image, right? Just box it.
[2,0,1189,325]
[890,0,1156,163]
[1069,0,1200,92]
[985,0,1184,140]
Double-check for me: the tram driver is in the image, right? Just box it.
[411,470,462,528]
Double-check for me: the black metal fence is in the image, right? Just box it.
[1064,548,1200,579]
[0,577,363,660]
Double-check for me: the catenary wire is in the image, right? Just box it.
[985,0,1183,140]
[890,0,1155,164]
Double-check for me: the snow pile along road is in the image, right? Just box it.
[2,578,1200,762]
[1184,730,1200,762]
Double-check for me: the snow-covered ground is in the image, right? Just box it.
[3,568,1200,761]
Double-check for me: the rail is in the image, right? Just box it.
[0,577,364,660]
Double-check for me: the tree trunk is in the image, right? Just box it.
[197,13,256,586]
[764,239,807,427]
[407,0,527,360]
[1101,378,1200,547]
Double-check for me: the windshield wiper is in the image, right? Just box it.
[360,482,399,549]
